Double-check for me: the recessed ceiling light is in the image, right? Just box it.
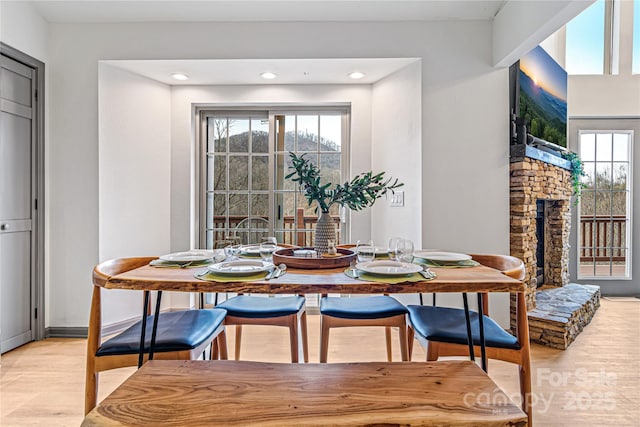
[261,72,277,80]
[171,73,189,81]
[348,71,365,80]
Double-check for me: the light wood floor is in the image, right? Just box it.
[1,298,639,426]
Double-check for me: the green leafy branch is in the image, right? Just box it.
[561,151,586,205]
[285,152,404,213]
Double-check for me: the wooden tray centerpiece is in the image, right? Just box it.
[273,248,356,269]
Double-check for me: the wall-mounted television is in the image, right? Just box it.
[510,46,568,151]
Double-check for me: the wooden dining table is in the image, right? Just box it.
[93,258,528,369]
[89,258,529,426]
[94,260,525,295]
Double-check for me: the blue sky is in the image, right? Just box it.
[566,0,605,75]
[567,0,640,75]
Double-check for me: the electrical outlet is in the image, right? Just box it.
[389,190,404,207]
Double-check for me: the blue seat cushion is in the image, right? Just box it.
[96,308,227,357]
[320,296,408,320]
[217,295,305,319]
[407,305,520,350]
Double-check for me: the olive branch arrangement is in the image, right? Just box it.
[285,152,404,214]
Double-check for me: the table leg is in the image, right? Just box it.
[461,293,475,362]
[148,291,163,361]
[138,291,150,368]
[477,293,487,372]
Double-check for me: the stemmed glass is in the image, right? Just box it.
[356,240,375,263]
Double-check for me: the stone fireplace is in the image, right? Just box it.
[510,144,600,349]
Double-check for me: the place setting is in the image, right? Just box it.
[344,239,437,283]
[414,251,480,268]
[234,237,285,259]
[194,237,287,282]
[149,249,224,268]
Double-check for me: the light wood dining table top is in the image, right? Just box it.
[81,359,527,427]
[93,260,525,295]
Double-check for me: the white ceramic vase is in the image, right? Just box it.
[314,211,336,254]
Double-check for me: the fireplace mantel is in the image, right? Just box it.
[510,143,572,170]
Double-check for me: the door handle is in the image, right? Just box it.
[0,224,8,230]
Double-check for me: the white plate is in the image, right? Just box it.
[207,260,274,276]
[414,251,472,262]
[356,260,422,276]
[356,246,388,254]
[159,250,217,263]
[240,245,283,255]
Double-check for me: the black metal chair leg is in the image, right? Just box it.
[419,293,424,305]
[477,293,487,371]
[462,293,475,362]
[148,291,163,361]
[138,291,150,368]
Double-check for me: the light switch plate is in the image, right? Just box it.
[390,190,404,207]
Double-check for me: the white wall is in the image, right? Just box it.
[0,1,49,62]
[569,75,640,116]
[98,64,172,323]
[371,60,422,245]
[40,20,515,327]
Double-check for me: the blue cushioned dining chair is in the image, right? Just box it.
[215,243,308,363]
[406,254,532,424]
[86,257,228,415]
[217,294,308,363]
[319,243,409,362]
[319,295,409,362]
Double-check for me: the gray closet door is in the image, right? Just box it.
[0,54,35,353]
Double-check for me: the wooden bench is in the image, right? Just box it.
[82,360,527,426]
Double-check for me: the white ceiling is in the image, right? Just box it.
[26,0,523,85]
[105,58,420,85]
[30,0,507,23]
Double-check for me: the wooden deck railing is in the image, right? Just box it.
[211,208,341,247]
[580,215,626,262]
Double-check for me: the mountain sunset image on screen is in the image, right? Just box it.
[518,46,568,147]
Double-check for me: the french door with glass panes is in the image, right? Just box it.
[200,109,348,250]
[578,130,632,279]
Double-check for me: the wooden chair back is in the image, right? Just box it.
[86,257,227,415]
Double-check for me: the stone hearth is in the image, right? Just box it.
[510,144,600,349]
[528,283,601,349]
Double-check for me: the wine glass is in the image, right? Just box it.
[356,240,375,263]
[397,239,415,264]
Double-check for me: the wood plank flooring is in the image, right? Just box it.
[1,298,639,426]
